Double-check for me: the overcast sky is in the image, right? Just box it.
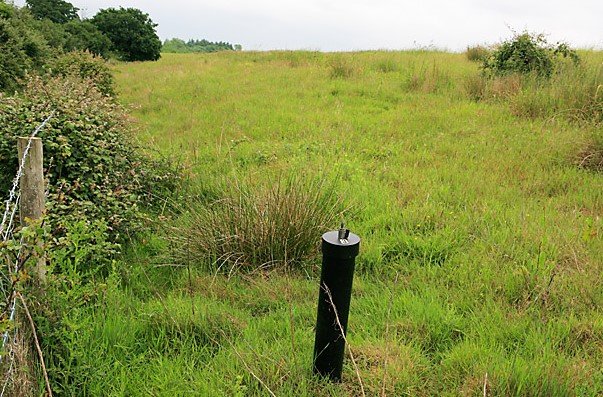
[13,0,603,51]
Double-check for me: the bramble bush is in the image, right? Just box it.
[466,32,602,125]
[482,32,579,78]
[0,73,181,263]
[45,50,114,96]
[465,32,602,172]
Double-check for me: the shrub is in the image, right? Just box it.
[0,7,111,92]
[0,6,50,92]
[172,176,343,273]
[465,45,490,62]
[27,15,111,58]
[61,20,112,58]
[0,73,180,252]
[483,32,579,78]
[45,50,114,95]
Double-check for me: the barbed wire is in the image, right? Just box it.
[0,113,54,394]
[0,112,54,240]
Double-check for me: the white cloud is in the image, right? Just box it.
[12,0,603,50]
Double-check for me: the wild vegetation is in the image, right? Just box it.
[465,45,490,62]
[36,48,596,395]
[482,32,579,78]
[0,0,162,93]
[1,16,602,394]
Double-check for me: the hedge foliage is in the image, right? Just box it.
[0,74,180,259]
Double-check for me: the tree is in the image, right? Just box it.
[0,5,50,92]
[26,0,79,24]
[63,20,112,58]
[162,37,239,53]
[91,7,161,62]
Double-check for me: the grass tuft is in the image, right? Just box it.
[576,130,603,172]
[172,176,343,273]
[403,62,452,93]
[328,57,355,79]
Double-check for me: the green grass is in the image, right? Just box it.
[50,51,603,395]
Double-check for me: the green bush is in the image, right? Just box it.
[0,6,51,92]
[0,73,180,252]
[57,20,112,57]
[172,176,342,273]
[28,15,111,58]
[0,6,111,95]
[45,50,114,95]
[483,32,579,78]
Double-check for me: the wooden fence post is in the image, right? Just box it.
[17,137,46,282]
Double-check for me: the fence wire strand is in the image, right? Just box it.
[0,112,53,239]
[0,113,54,395]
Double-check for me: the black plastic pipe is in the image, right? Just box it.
[312,226,360,381]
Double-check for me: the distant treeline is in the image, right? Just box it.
[162,38,242,53]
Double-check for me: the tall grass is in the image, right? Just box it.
[577,130,603,171]
[49,50,603,395]
[172,176,343,273]
[403,62,453,93]
[465,45,490,62]
[464,60,603,125]
[328,57,356,79]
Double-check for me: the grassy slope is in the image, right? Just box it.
[80,51,603,396]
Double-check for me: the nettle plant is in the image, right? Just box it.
[483,32,580,78]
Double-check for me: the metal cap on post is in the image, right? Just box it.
[313,224,360,381]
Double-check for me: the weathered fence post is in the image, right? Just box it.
[312,225,360,381]
[17,137,46,282]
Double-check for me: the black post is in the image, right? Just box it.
[312,225,360,381]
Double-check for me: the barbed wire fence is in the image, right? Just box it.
[0,112,54,396]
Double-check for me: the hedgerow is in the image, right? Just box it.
[0,73,180,268]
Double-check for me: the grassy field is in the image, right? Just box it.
[64,51,602,396]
